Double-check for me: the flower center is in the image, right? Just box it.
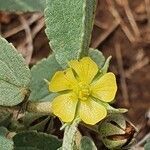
[78,82,90,101]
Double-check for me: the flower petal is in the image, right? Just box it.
[52,93,78,122]
[49,68,78,92]
[91,73,117,102]
[69,57,98,84]
[79,98,107,125]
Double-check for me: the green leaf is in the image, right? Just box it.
[45,0,97,68]
[101,56,112,74]
[0,126,9,136]
[79,136,97,150]
[0,135,14,150]
[0,108,12,127]
[29,54,62,102]
[14,147,37,150]
[89,48,105,68]
[145,139,150,150]
[20,113,50,132]
[9,113,51,132]
[0,37,31,106]
[101,103,128,114]
[8,120,25,132]
[13,131,62,150]
[0,0,46,12]
[0,127,14,150]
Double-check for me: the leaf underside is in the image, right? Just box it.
[79,136,97,150]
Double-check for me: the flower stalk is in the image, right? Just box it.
[62,119,80,150]
[27,101,52,114]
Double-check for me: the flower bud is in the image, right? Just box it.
[98,114,136,149]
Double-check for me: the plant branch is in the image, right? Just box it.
[62,119,80,150]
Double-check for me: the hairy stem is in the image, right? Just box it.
[62,119,80,150]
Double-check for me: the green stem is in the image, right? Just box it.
[27,101,52,114]
[62,119,80,150]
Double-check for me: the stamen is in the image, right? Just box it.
[78,82,90,101]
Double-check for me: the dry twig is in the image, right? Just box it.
[145,0,150,25]
[19,16,33,65]
[91,20,120,48]
[118,0,141,38]
[125,49,149,78]
[32,17,45,38]
[132,132,150,149]
[106,0,135,43]
[115,43,130,108]
[3,13,43,38]
[134,13,147,22]
[94,20,109,29]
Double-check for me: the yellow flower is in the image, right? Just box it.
[49,57,117,125]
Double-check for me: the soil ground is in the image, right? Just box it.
[0,0,149,149]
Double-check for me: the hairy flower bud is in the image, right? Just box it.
[98,114,136,149]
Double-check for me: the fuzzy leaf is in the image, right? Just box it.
[0,0,46,12]
[0,108,12,127]
[101,56,112,74]
[145,139,150,150]
[9,113,51,132]
[13,131,62,150]
[0,136,14,150]
[0,37,31,106]
[29,54,62,102]
[89,48,105,68]
[0,127,9,135]
[0,127,14,150]
[45,0,97,68]
[79,136,97,150]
